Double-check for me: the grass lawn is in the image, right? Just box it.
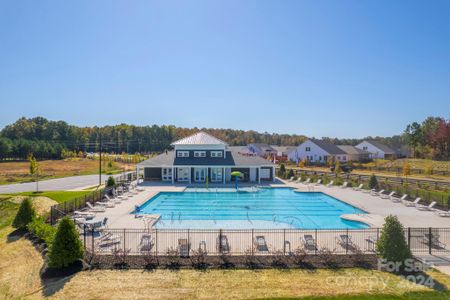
[0,224,449,300]
[0,158,136,185]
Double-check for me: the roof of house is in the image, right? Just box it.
[309,139,347,155]
[337,145,371,155]
[171,131,228,146]
[137,149,274,167]
[249,143,276,153]
[364,140,395,154]
[271,146,297,155]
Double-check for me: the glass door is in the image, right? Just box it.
[194,168,206,182]
[211,168,223,182]
[162,168,172,181]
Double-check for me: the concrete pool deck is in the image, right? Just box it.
[88,179,450,230]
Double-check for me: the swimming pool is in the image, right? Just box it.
[137,188,368,229]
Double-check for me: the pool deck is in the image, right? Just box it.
[90,179,450,229]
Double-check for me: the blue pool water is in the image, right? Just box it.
[137,188,368,229]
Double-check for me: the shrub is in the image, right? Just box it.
[106,176,116,187]
[369,174,378,190]
[27,217,57,246]
[12,197,36,229]
[287,169,294,179]
[48,217,84,268]
[278,164,286,177]
[376,215,411,272]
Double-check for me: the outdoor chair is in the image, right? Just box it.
[370,189,384,196]
[86,202,106,212]
[97,232,121,248]
[96,200,115,208]
[435,209,450,217]
[416,201,436,211]
[199,241,207,254]
[314,179,322,186]
[254,236,269,252]
[340,182,348,189]
[403,197,421,207]
[336,234,357,251]
[326,180,334,187]
[295,178,302,184]
[380,191,395,199]
[288,177,295,182]
[139,234,154,252]
[216,235,230,253]
[302,178,311,185]
[353,184,363,191]
[302,234,317,251]
[104,194,121,204]
[422,233,446,249]
[73,210,95,219]
[178,238,190,257]
[391,194,407,203]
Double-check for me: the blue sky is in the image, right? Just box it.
[0,0,449,138]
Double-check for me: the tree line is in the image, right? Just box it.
[0,116,447,160]
[403,117,450,160]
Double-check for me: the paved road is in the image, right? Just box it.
[0,174,120,193]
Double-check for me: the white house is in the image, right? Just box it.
[355,140,396,159]
[288,139,348,164]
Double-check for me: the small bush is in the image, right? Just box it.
[376,215,411,272]
[190,248,208,269]
[12,197,36,229]
[27,217,57,246]
[106,176,116,187]
[287,169,294,179]
[165,247,180,269]
[290,247,307,265]
[48,217,84,268]
[369,174,379,190]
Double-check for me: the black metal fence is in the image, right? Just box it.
[81,227,450,257]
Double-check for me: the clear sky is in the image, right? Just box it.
[0,0,449,138]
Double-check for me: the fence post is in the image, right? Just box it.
[187,229,190,256]
[283,229,286,255]
[123,228,126,258]
[407,228,411,248]
[251,229,254,255]
[314,229,317,255]
[345,228,348,255]
[155,228,158,256]
[83,224,87,252]
[428,227,432,255]
[91,227,95,256]
[219,229,223,253]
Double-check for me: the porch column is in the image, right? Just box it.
[172,167,175,184]
[272,166,276,182]
[189,167,192,184]
[258,167,261,184]
[222,167,225,184]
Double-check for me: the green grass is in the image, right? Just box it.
[12,190,93,203]
[0,196,19,230]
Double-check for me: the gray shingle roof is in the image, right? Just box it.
[171,131,228,146]
[337,145,371,155]
[310,139,346,155]
[365,140,395,154]
[137,150,274,167]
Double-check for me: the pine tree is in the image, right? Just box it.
[376,215,411,271]
[369,174,378,189]
[12,197,35,229]
[48,217,84,268]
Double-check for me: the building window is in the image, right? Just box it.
[211,168,223,182]
[211,151,223,158]
[177,168,190,182]
[305,147,311,152]
[194,151,206,158]
[319,156,322,161]
[363,146,368,151]
[343,156,347,161]
[177,151,189,158]
[337,156,340,160]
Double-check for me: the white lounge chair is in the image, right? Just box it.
[391,194,407,203]
[96,201,115,208]
[416,201,436,211]
[288,177,295,182]
[353,184,363,191]
[371,189,384,196]
[435,209,450,217]
[86,202,106,212]
[294,178,302,184]
[104,194,121,204]
[381,191,395,199]
[403,197,421,207]
[302,178,311,185]
[326,180,334,187]
[314,179,322,186]
[340,182,348,189]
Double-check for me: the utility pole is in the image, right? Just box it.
[99,134,102,186]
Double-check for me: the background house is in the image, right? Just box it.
[337,145,372,162]
[356,140,396,159]
[288,139,348,164]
